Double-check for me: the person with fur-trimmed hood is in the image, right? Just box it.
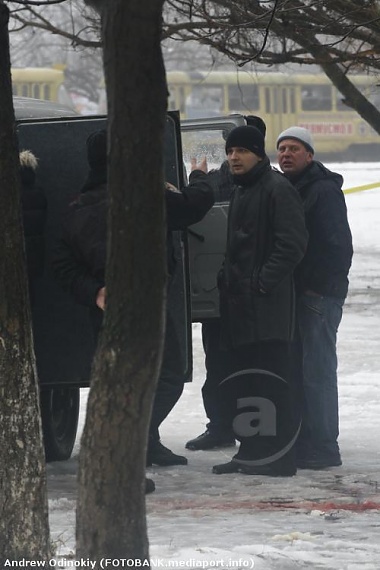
[19,149,47,304]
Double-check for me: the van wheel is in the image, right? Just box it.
[40,387,80,462]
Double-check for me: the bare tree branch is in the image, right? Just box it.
[12,9,100,47]
[9,0,67,5]
[5,0,380,130]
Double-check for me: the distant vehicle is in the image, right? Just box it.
[14,99,275,462]
[166,70,380,160]
[14,98,241,462]
[11,67,74,109]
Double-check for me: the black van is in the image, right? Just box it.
[15,97,244,461]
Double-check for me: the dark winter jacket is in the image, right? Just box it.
[20,165,47,282]
[165,170,215,278]
[218,157,308,348]
[52,182,107,308]
[207,160,233,202]
[52,169,214,308]
[287,161,353,299]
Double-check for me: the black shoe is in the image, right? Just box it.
[242,464,296,477]
[145,477,155,494]
[212,460,296,477]
[212,460,241,474]
[186,430,236,451]
[297,455,342,470]
[147,440,188,466]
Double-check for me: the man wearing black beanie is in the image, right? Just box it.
[224,125,266,159]
[209,125,308,477]
[186,118,268,454]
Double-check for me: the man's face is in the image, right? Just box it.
[226,147,262,175]
[277,138,313,176]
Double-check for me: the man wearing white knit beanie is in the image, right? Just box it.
[277,126,353,470]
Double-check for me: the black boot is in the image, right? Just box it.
[297,454,342,470]
[212,460,296,477]
[145,477,155,494]
[212,460,241,474]
[186,430,236,451]
[147,440,188,466]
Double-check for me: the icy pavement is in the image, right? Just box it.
[48,164,380,569]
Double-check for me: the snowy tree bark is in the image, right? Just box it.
[76,0,167,561]
[0,1,50,562]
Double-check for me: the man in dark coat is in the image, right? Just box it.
[186,116,268,452]
[211,125,308,477]
[277,126,353,470]
[52,129,214,491]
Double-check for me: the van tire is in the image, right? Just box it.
[40,387,80,462]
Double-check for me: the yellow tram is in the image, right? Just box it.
[167,70,380,159]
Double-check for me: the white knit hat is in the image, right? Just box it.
[276,127,314,154]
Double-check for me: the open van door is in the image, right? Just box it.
[16,107,188,460]
[181,115,245,321]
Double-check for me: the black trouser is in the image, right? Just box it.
[201,319,235,435]
[221,340,297,471]
[149,312,186,443]
[90,307,186,445]
[291,294,343,461]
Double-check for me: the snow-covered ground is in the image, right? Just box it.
[47,162,380,569]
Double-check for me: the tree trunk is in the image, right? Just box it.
[0,2,50,562]
[77,0,167,561]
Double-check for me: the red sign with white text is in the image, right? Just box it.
[299,123,354,136]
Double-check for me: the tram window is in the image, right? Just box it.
[33,84,41,99]
[265,87,271,113]
[228,84,259,111]
[282,90,288,113]
[273,90,278,113]
[336,89,351,112]
[301,85,332,111]
[290,89,296,113]
[368,87,380,110]
[43,85,51,100]
[185,85,224,118]
[336,85,379,112]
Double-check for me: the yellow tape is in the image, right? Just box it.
[344,181,380,194]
